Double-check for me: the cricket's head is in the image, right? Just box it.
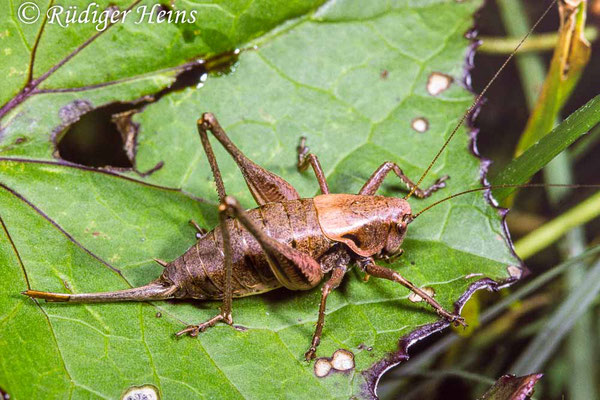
[314,194,412,258]
[380,210,414,260]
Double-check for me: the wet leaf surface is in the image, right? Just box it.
[0,0,520,398]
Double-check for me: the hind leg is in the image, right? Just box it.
[198,113,300,205]
[219,195,342,360]
[176,119,240,336]
[176,202,235,336]
[177,195,326,337]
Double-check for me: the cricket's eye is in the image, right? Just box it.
[396,223,406,233]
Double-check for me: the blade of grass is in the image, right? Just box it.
[545,152,598,400]
[382,245,600,386]
[544,152,598,400]
[490,94,600,202]
[514,190,600,259]
[510,257,600,375]
[571,122,600,160]
[499,2,597,397]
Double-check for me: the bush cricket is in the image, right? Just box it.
[24,0,582,362]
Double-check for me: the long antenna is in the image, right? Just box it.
[405,0,559,200]
[412,183,600,219]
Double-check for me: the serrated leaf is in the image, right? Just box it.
[0,1,521,398]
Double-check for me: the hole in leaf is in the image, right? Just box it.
[55,50,237,169]
[56,103,135,168]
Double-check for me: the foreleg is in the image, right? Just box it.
[361,259,465,326]
[359,161,448,198]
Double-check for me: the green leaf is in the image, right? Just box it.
[1,1,521,398]
[491,94,600,202]
[0,0,325,158]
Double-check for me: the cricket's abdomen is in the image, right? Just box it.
[163,198,332,299]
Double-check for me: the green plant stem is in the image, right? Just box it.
[496,0,546,108]
[515,191,600,259]
[515,192,600,259]
[478,26,598,54]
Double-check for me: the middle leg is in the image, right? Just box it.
[304,265,347,361]
[297,137,329,195]
[359,161,448,198]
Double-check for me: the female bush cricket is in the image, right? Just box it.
[23,0,574,362]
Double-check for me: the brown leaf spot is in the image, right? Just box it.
[331,349,355,371]
[408,287,435,303]
[411,117,429,133]
[121,384,160,400]
[426,72,453,96]
[314,358,332,378]
[507,265,522,280]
